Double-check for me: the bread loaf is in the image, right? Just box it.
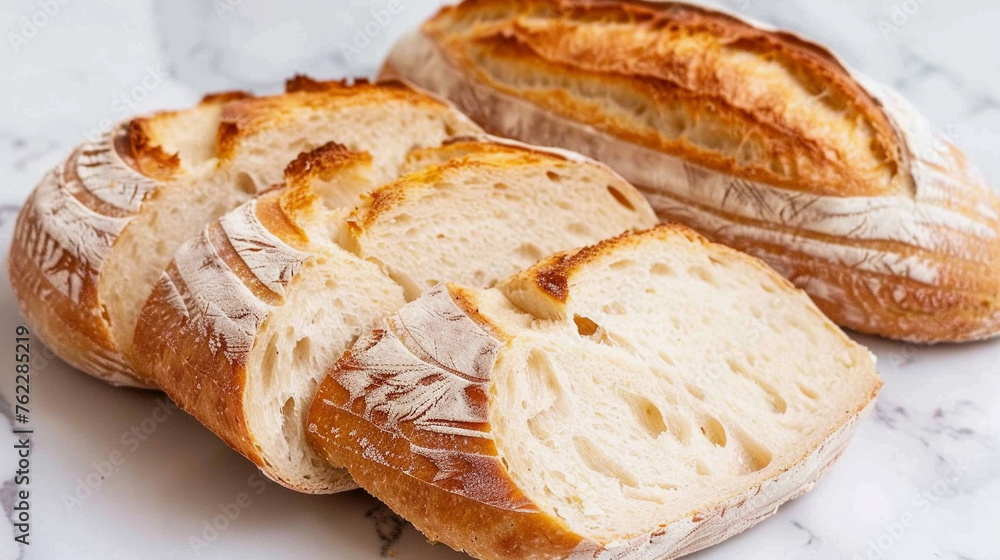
[382,0,1000,343]
[8,77,480,388]
[308,225,882,559]
[133,138,656,492]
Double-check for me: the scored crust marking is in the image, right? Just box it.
[73,127,160,215]
[16,125,162,306]
[20,166,130,304]
[220,200,309,298]
[397,30,997,249]
[334,285,538,513]
[170,228,271,364]
[390,8,998,248]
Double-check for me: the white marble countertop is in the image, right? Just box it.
[0,1,998,559]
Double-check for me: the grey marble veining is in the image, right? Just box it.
[0,1,998,559]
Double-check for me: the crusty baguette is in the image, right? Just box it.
[382,0,1000,343]
[8,77,480,388]
[307,225,882,559]
[133,139,656,493]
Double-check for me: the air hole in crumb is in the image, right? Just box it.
[493,182,510,191]
[658,351,676,367]
[625,394,667,439]
[650,263,672,276]
[699,416,727,447]
[609,259,635,271]
[607,185,636,211]
[685,384,706,401]
[546,171,562,182]
[690,266,717,285]
[281,397,297,441]
[260,336,279,385]
[603,302,627,315]
[797,383,820,401]
[292,338,312,367]
[574,315,600,337]
[736,433,773,472]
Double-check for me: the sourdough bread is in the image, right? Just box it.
[308,225,881,559]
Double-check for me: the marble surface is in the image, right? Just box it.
[0,1,998,559]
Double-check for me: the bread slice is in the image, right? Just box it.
[8,77,479,387]
[307,225,882,558]
[383,0,1000,343]
[133,139,656,493]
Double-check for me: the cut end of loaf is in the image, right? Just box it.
[491,225,881,541]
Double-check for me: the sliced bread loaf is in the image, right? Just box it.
[307,225,881,558]
[9,77,479,387]
[133,139,656,492]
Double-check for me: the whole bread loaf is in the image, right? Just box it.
[8,76,480,388]
[133,137,655,492]
[382,0,1000,343]
[308,225,881,559]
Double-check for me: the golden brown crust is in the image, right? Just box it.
[200,90,254,104]
[8,190,133,380]
[423,0,904,198]
[134,258,262,460]
[7,143,156,387]
[283,141,373,190]
[123,119,182,180]
[310,400,584,560]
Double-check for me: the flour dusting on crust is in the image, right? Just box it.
[333,285,537,513]
[220,200,309,298]
[170,229,271,363]
[73,127,160,214]
[18,167,129,304]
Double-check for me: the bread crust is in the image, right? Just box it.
[383,0,1000,343]
[8,127,163,387]
[308,273,879,559]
